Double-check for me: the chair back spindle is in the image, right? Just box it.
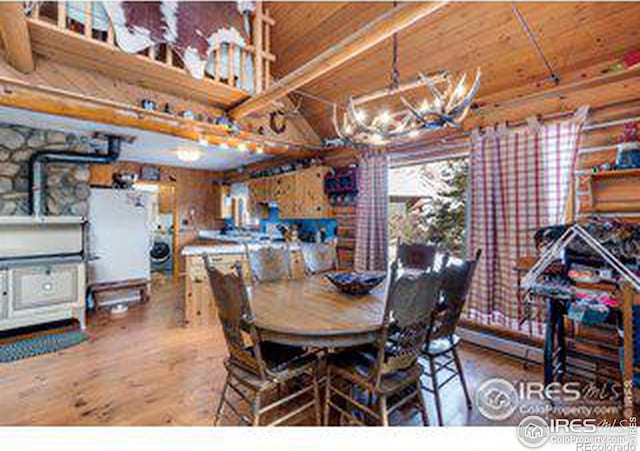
[204,258,267,379]
[429,249,482,341]
[397,239,450,272]
[301,241,337,274]
[373,260,442,385]
[248,246,290,282]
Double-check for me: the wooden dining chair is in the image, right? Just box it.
[247,245,290,283]
[421,249,482,426]
[301,241,338,274]
[323,261,442,426]
[207,261,322,426]
[396,239,450,272]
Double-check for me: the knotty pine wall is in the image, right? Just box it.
[90,162,225,277]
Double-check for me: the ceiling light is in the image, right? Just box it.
[175,146,202,162]
[198,137,208,146]
[256,146,264,154]
[219,142,229,149]
[331,1,480,147]
[237,142,248,152]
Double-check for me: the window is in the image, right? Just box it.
[388,158,469,259]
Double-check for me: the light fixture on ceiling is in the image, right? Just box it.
[332,3,481,147]
[175,146,202,162]
[237,142,248,152]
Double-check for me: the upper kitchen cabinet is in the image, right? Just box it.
[297,166,332,219]
[273,172,298,218]
[249,166,333,219]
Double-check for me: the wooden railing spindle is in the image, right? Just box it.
[84,2,92,38]
[24,0,276,95]
[57,1,67,28]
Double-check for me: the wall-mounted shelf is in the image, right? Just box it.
[587,168,640,213]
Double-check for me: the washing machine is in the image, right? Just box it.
[150,231,173,273]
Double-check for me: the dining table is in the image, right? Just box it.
[247,274,387,348]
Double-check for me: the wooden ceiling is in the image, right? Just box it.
[266,2,640,139]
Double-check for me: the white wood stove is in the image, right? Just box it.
[0,216,87,331]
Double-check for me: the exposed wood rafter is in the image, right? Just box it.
[229,1,450,120]
[0,2,35,74]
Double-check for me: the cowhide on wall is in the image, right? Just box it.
[102,1,253,79]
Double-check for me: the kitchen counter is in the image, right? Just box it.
[182,230,298,256]
[181,235,305,327]
[181,241,300,256]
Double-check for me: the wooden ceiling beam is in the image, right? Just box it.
[229,1,450,120]
[0,2,35,74]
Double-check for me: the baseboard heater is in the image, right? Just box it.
[458,327,602,381]
[458,327,543,364]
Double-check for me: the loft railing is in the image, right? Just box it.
[24,1,275,95]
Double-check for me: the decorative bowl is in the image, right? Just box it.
[325,271,386,296]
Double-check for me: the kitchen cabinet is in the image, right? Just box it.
[184,251,251,327]
[212,184,231,219]
[273,173,298,218]
[296,166,332,218]
[248,166,333,219]
[157,185,174,214]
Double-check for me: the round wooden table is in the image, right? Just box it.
[248,275,386,347]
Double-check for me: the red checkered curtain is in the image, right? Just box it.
[466,107,588,333]
[354,152,389,272]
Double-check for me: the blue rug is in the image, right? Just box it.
[0,331,88,363]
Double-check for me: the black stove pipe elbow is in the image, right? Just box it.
[28,134,123,216]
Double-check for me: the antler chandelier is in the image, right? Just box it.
[332,8,481,147]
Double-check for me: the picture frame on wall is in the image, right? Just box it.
[140,165,161,182]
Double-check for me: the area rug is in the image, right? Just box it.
[0,331,88,363]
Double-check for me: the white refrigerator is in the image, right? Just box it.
[88,188,152,302]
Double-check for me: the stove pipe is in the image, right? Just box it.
[28,134,123,216]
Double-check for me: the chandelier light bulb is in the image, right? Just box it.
[378,111,392,124]
[354,109,367,122]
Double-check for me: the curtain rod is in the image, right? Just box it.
[390,113,640,162]
[388,99,640,155]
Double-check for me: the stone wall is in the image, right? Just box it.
[0,123,92,216]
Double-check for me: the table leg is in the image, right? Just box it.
[556,303,567,383]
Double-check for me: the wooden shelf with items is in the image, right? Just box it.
[586,168,640,213]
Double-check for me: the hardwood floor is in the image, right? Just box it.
[0,274,538,426]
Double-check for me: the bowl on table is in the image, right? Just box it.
[325,271,386,296]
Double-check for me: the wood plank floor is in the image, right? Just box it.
[0,275,539,426]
